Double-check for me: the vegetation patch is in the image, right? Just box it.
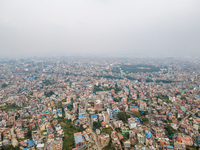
[101,127,112,135]
[112,64,161,73]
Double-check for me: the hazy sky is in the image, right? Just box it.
[0,0,200,58]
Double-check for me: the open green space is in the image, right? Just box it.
[156,95,172,104]
[93,85,121,94]
[101,127,112,135]
[0,104,21,111]
[112,64,161,73]
[58,119,83,150]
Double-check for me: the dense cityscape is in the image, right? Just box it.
[0,57,200,150]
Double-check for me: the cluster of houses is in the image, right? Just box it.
[1,58,200,150]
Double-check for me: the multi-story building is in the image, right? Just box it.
[98,134,110,148]
[152,127,165,138]
[174,141,186,150]
[94,100,103,111]
[102,111,110,122]
[128,117,140,129]
[113,120,124,128]
[74,132,85,150]
[137,134,146,145]
[52,138,63,150]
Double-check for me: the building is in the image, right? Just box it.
[128,117,140,129]
[91,115,98,122]
[174,141,186,150]
[152,127,165,138]
[113,120,124,128]
[98,134,110,148]
[137,134,146,145]
[74,132,85,150]
[94,100,103,111]
[102,111,110,122]
[112,107,120,118]
[52,138,63,150]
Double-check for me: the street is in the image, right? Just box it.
[85,98,102,150]
[10,127,18,147]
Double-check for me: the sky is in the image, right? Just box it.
[0,0,200,58]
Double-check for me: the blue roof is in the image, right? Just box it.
[25,140,34,147]
[180,106,186,112]
[130,106,139,109]
[91,115,97,118]
[79,114,85,119]
[166,145,174,149]
[74,134,83,145]
[145,130,151,138]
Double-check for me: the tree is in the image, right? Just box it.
[133,111,141,118]
[141,117,149,124]
[113,98,120,102]
[1,144,20,150]
[1,83,8,88]
[165,124,174,137]
[95,110,98,114]
[115,128,121,132]
[27,129,32,138]
[93,121,101,130]
[71,97,74,103]
[117,112,127,122]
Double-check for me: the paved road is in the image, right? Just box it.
[145,88,157,148]
[85,99,101,150]
[178,109,195,128]
[10,127,18,147]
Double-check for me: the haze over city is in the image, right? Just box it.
[2,1,200,150]
[0,0,200,58]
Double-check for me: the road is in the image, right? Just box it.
[10,127,18,147]
[177,109,195,128]
[144,88,157,148]
[126,87,157,148]
[85,99,101,150]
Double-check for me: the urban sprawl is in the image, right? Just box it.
[0,57,200,150]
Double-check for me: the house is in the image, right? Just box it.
[123,140,131,148]
[129,131,137,145]
[52,138,63,150]
[112,107,120,118]
[91,115,98,122]
[98,134,110,148]
[174,141,186,150]
[128,117,140,129]
[151,127,165,138]
[137,134,145,145]
[130,106,139,112]
[121,127,129,135]
[165,145,174,150]
[16,129,25,139]
[113,120,124,128]
[102,111,110,122]
[101,122,109,128]
[94,100,103,111]
[74,132,85,150]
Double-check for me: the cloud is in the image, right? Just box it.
[0,0,200,58]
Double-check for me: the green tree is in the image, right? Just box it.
[1,83,8,88]
[141,117,149,124]
[133,111,141,118]
[113,98,120,102]
[117,112,127,122]
[93,121,101,130]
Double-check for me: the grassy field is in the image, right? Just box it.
[0,104,21,111]
[101,127,112,135]
[103,145,115,150]
[59,119,82,150]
